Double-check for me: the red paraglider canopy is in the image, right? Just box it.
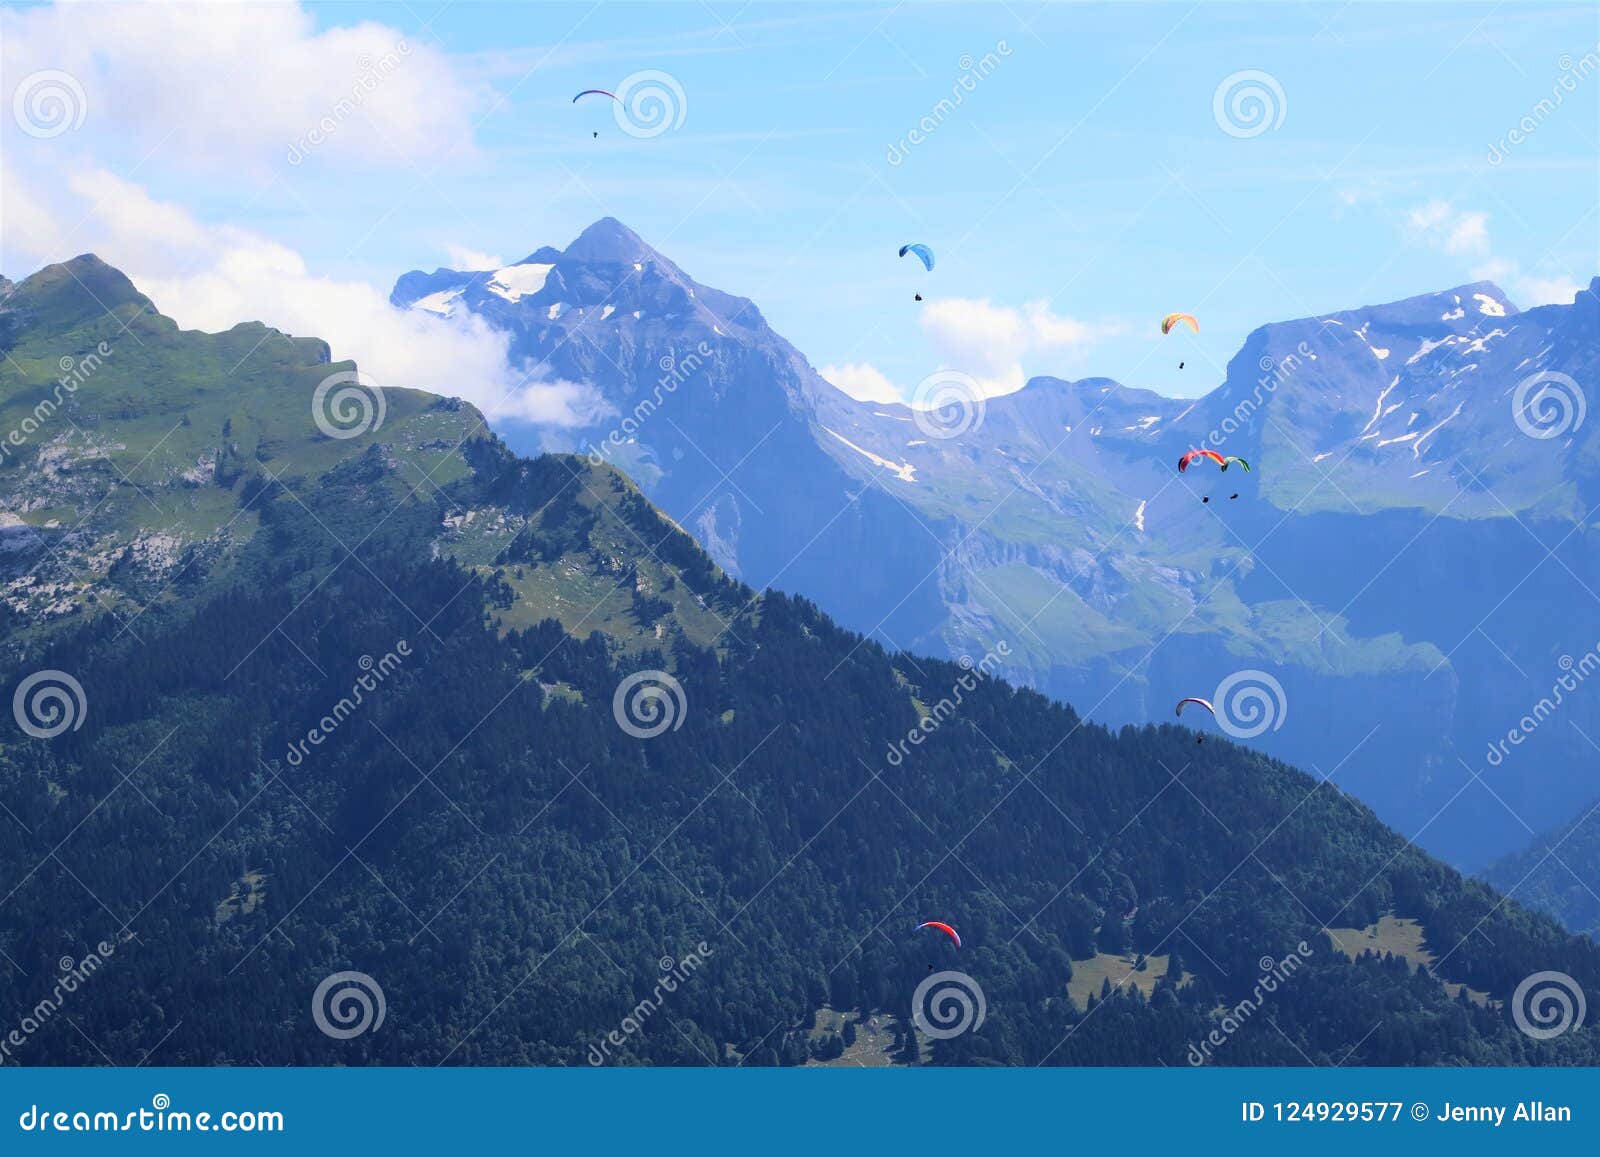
[1178,449,1227,473]
[916,921,962,948]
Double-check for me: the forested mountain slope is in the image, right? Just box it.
[0,257,1593,1066]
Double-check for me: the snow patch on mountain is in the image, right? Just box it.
[1408,337,1448,364]
[487,263,553,302]
[1413,401,1463,456]
[413,288,463,317]
[1462,329,1506,354]
[1364,378,1399,434]
[822,426,917,482]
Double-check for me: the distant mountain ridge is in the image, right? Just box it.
[1484,801,1600,939]
[393,221,1600,870]
[2,253,1598,1066]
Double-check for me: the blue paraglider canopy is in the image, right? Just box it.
[899,243,935,271]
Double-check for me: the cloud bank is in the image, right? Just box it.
[1405,199,1581,307]
[823,298,1123,403]
[5,168,606,426]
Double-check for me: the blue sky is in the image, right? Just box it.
[4,1,1598,408]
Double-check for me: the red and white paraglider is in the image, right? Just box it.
[916,921,962,948]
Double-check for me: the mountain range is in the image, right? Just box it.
[0,254,1595,1065]
[393,219,1600,870]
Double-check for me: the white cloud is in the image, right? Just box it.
[444,245,507,272]
[1508,273,1583,306]
[918,297,1122,397]
[0,3,481,172]
[5,167,607,427]
[1406,200,1489,256]
[1406,200,1581,307]
[1024,302,1107,348]
[820,362,903,404]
